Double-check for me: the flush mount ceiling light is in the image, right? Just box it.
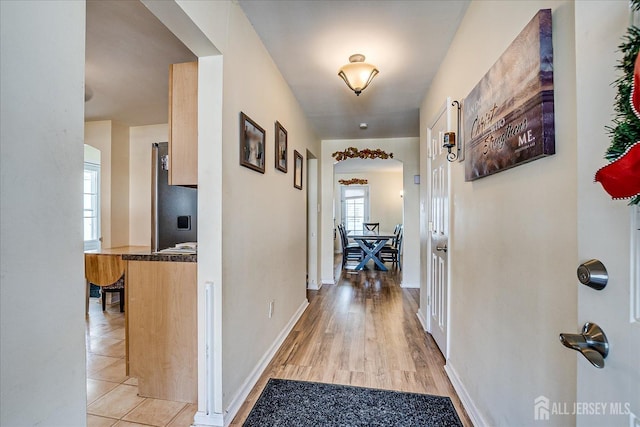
[338,54,379,96]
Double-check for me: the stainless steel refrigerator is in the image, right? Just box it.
[151,142,197,252]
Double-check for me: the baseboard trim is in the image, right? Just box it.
[400,281,419,289]
[307,282,322,290]
[445,362,487,427]
[221,299,309,427]
[321,279,335,285]
[416,310,427,331]
[192,411,224,426]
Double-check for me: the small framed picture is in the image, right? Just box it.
[239,112,266,173]
[275,121,288,173]
[293,150,303,190]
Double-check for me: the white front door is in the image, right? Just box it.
[572,3,639,426]
[427,99,451,358]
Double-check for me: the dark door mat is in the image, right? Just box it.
[243,378,463,426]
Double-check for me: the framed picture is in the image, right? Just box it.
[239,112,266,173]
[275,121,288,173]
[293,150,303,190]
[463,9,554,181]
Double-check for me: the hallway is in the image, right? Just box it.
[231,265,472,426]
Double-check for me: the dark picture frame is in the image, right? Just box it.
[275,121,288,173]
[293,150,303,190]
[239,112,266,173]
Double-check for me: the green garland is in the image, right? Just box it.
[604,0,640,204]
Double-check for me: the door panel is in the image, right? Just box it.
[574,3,639,426]
[428,100,451,358]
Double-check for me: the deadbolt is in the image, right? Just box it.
[577,259,608,290]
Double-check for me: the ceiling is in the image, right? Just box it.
[85,0,470,138]
[238,0,469,139]
[85,0,196,126]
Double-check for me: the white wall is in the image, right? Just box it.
[218,2,321,410]
[86,121,113,248]
[85,144,101,164]
[419,1,577,425]
[85,120,130,248]
[321,138,420,288]
[142,1,227,419]
[151,1,322,420]
[0,1,87,425]
[111,122,130,247]
[129,124,168,246]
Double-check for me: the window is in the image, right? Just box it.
[84,162,100,251]
[341,186,369,233]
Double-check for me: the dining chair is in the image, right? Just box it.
[383,224,402,249]
[85,253,126,312]
[363,222,380,231]
[338,224,363,266]
[380,226,403,270]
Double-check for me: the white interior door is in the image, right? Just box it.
[427,100,451,358]
[572,3,639,426]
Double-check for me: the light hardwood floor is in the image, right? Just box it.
[230,261,472,426]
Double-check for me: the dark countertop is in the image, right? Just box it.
[123,253,197,263]
[85,246,197,263]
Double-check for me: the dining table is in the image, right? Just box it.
[348,229,397,271]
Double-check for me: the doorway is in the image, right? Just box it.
[307,155,320,290]
[333,158,404,257]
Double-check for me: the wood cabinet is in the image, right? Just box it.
[168,61,198,186]
[127,260,197,403]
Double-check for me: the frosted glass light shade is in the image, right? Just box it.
[338,54,379,96]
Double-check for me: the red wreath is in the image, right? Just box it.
[595,51,640,200]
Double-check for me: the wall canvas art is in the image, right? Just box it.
[464,9,555,181]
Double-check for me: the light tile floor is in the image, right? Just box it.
[86,298,197,427]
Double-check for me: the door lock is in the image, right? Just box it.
[436,244,448,253]
[577,259,608,290]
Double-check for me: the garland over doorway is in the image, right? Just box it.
[339,178,368,185]
[332,147,393,162]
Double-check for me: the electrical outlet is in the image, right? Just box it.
[268,301,274,318]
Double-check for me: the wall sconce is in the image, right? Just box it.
[443,100,463,162]
[338,54,379,96]
[443,132,457,162]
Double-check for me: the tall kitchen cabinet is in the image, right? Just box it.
[168,61,198,186]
